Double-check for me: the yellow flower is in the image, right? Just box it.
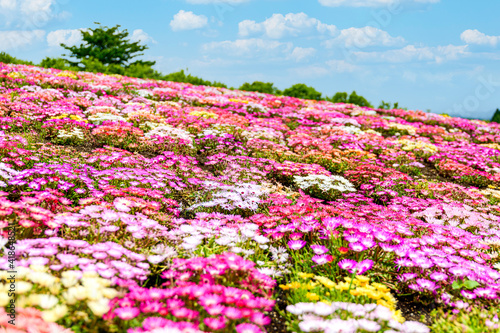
[298,272,314,279]
[188,110,218,119]
[306,292,320,301]
[315,276,336,289]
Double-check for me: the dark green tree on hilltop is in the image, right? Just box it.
[61,23,155,70]
[282,83,322,100]
[329,92,348,103]
[492,108,500,123]
[239,81,280,95]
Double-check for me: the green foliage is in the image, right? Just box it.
[327,91,373,107]
[239,81,280,95]
[282,83,322,100]
[347,91,373,108]
[163,69,227,88]
[39,57,75,71]
[491,108,500,123]
[0,52,34,65]
[61,23,155,69]
[328,92,348,103]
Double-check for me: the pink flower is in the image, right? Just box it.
[236,323,264,333]
[223,307,243,319]
[338,259,357,271]
[288,240,306,250]
[204,316,227,330]
[312,254,333,265]
[429,272,448,281]
[416,278,438,292]
[355,259,374,275]
[310,244,329,255]
[349,242,367,252]
[114,307,140,320]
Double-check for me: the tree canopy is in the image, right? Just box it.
[239,81,280,95]
[61,23,155,69]
[491,108,500,123]
[282,83,322,100]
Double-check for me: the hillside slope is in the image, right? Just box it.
[1,63,499,333]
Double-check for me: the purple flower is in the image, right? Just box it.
[429,272,448,281]
[338,259,357,271]
[397,273,417,282]
[461,290,477,299]
[349,242,367,252]
[355,259,374,275]
[310,244,329,255]
[312,254,333,265]
[449,266,470,277]
[416,278,438,292]
[288,240,306,250]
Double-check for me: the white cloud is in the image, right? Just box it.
[202,38,293,58]
[0,30,45,50]
[353,44,469,63]
[0,0,68,28]
[46,29,83,47]
[186,0,249,3]
[324,26,405,48]
[239,13,337,39]
[319,0,439,7]
[461,29,500,47]
[289,47,316,62]
[170,10,208,31]
[130,29,156,44]
[326,59,359,72]
[0,0,16,10]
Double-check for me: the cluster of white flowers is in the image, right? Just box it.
[87,112,128,125]
[0,162,19,187]
[198,124,239,138]
[287,302,429,333]
[190,181,267,212]
[241,126,285,143]
[56,128,85,141]
[144,125,194,145]
[294,174,356,193]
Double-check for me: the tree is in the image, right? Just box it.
[347,91,373,108]
[492,108,500,123]
[163,69,227,88]
[328,92,348,103]
[239,81,280,95]
[0,52,33,65]
[282,83,322,100]
[39,57,74,70]
[378,101,400,109]
[61,23,155,70]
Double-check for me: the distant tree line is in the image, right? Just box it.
[0,23,406,109]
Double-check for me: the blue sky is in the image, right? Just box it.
[1,0,499,119]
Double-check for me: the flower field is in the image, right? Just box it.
[0,63,499,333]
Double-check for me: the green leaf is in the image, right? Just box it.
[452,280,462,290]
[464,280,480,290]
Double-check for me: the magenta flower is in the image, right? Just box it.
[236,323,264,333]
[355,259,374,275]
[429,272,448,281]
[338,259,357,271]
[288,240,306,250]
[114,307,140,320]
[461,290,477,299]
[204,316,227,330]
[310,244,329,255]
[416,278,438,292]
[312,254,333,265]
[349,242,367,252]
